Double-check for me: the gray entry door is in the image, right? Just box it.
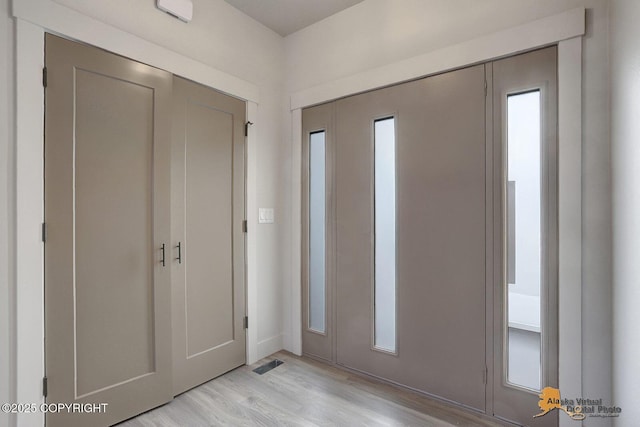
[334,64,488,411]
[171,76,247,395]
[44,34,173,427]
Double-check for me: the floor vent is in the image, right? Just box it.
[253,359,284,375]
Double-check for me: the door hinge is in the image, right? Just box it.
[43,67,48,88]
[244,121,253,137]
[42,377,48,398]
[243,316,248,329]
[242,220,247,233]
[482,366,488,384]
[484,79,487,97]
[42,223,47,243]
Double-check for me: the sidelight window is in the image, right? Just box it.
[505,90,542,390]
[309,131,326,333]
[374,117,397,353]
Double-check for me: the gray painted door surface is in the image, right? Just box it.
[44,34,173,427]
[171,76,246,395]
[334,64,487,411]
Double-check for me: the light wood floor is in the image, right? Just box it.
[118,351,507,427]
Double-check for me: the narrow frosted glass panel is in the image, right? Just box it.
[309,131,326,333]
[374,118,396,352]
[506,91,542,390]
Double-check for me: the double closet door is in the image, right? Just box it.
[44,34,246,427]
[302,47,558,427]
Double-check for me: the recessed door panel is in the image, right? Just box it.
[171,76,246,395]
[185,101,234,356]
[45,34,173,427]
[74,69,156,396]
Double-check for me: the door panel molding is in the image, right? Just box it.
[73,68,156,399]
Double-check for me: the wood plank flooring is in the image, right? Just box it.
[118,351,507,427]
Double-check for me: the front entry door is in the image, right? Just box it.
[302,47,559,425]
[333,64,488,411]
[44,34,173,427]
[171,76,247,395]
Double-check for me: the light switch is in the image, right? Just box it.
[258,208,274,224]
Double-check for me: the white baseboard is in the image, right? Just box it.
[255,334,284,362]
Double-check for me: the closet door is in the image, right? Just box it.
[171,76,246,395]
[334,65,488,411]
[44,34,173,427]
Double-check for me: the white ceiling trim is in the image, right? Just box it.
[290,7,586,110]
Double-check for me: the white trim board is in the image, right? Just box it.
[15,19,45,427]
[289,108,303,357]
[290,7,585,110]
[557,37,583,426]
[246,101,259,365]
[288,12,584,427]
[12,0,259,103]
[257,334,286,361]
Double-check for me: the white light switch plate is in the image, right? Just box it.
[258,208,274,224]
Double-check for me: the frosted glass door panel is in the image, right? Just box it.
[506,90,542,391]
[374,118,396,352]
[309,131,326,333]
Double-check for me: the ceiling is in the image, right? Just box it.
[223,0,365,36]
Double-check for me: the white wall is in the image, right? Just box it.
[284,1,612,425]
[1,0,16,426]
[611,0,640,424]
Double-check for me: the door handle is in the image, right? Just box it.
[160,243,166,267]
[176,242,182,264]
